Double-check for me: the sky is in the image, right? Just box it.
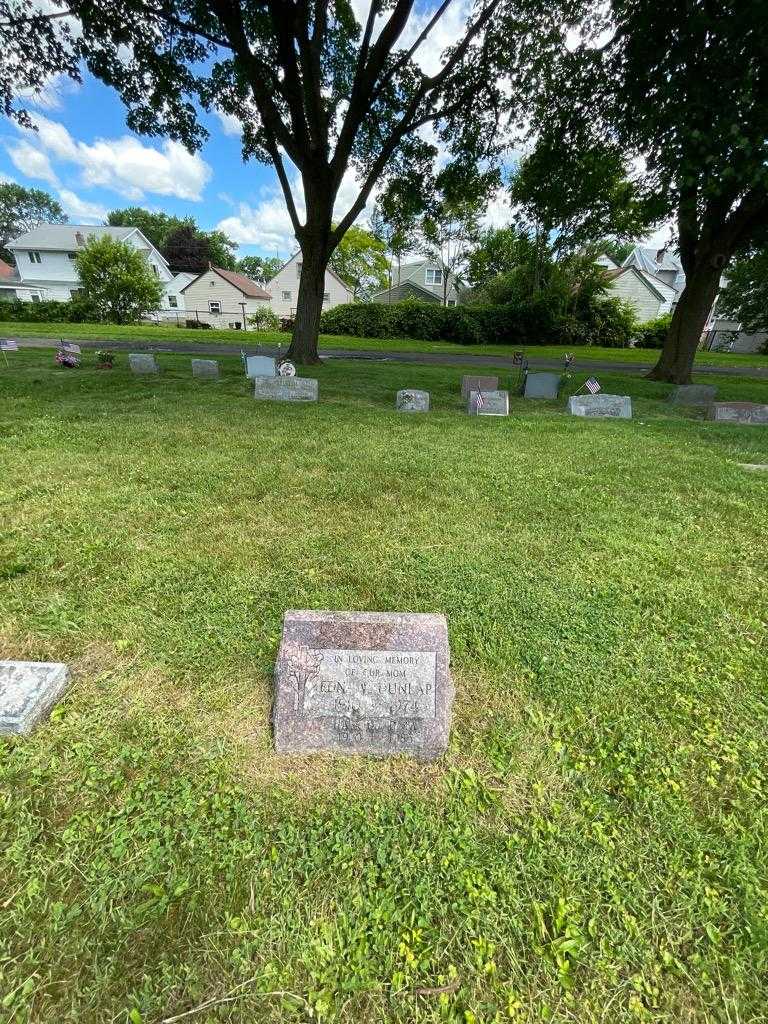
[0,2,666,261]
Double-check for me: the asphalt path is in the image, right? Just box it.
[8,335,768,378]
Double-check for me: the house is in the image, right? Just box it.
[180,265,272,327]
[603,265,677,321]
[0,256,49,302]
[370,259,462,305]
[622,245,686,296]
[5,224,174,302]
[157,272,196,320]
[266,253,353,316]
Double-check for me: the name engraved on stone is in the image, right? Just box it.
[300,649,437,719]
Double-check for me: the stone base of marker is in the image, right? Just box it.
[128,353,159,375]
[254,376,318,402]
[461,374,498,399]
[273,610,453,760]
[467,389,509,416]
[1,661,70,735]
[669,384,717,406]
[396,389,429,412]
[191,358,219,380]
[524,372,561,399]
[707,402,768,425]
[568,394,632,419]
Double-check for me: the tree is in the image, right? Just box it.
[107,208,189,252]
[0,183,66,262]
[465,226,533,289]
[330,225,388,299]
[0,1,555,362]
[107,208,237,271]
[518,0,768,383]
[718,247,768,332]
[75,235,163,323]
[236,255,282,283]
[370,183,421,300]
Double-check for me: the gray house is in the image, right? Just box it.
[371,259,462,306]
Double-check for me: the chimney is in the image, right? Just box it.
[75,231,86,247]
[655,245,667,264]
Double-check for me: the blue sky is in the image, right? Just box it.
[0,72,314,261]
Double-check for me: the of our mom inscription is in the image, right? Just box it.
[273,611,453,760]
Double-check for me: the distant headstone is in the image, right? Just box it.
[461,374,498,399]
[396,389,430,412]
[568,394,632,419]
[246,355,277,379]
[670,384,717,406]
[1,660,70,735]
[467,389,509,416]
[273,610,453,760]
[524,372,561,399]
[128,353,159,375]
[738,463,768,471]
[707,402,768,425]
[253,376,318,402]
[191,358,219,380]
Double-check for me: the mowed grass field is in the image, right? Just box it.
[1,350,768,1024]
[3,318,768,368]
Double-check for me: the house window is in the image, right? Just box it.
[208,300,221,314]
[323,292,330,302]
[425,267,442,285]
[28,251,42,264]
[30,293,40,303]
[282,290,292,301]
[151,264,159,277]
[67,252,77,260]
[296,262,302,277]
[447,299,456,307]
[168,295,178,309]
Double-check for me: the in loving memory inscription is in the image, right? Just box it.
[273,611,452,759]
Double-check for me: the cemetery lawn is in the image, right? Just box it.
[4,319,768,368]
[2,350,768,1024]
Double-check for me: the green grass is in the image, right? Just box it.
[1,351,768,1024]
[3,318,767,368]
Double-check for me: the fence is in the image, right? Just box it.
[144,307,294,332]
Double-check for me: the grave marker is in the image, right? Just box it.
[396,389,430,412]
[1,661,70,735]
[568,394,632,419]
[461,374,498,399]
[191,358,220,380]
[128,353,159,375]
[467,389,509,416]
[246,355,277,379]
[253,376,318,402]
[707,402,768,425]
[524,372,561,399]
[273,610,453,760]
[670,384,717,406]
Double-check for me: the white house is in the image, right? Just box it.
[156,272,196,320]
[5,224,173,302]
[603,265,677,321]
[266,253,353,317]
[180,266,272,327]
[370,259,462,305]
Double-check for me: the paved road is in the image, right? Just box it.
[10,335,768,379]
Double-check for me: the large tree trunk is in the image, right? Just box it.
[646,259,724,384]
[286,232,331,365]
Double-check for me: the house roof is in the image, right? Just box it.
[265,251,354,295]
[181,265,272,300]
[622,245,686,293]
[370,279,441,303]
[605,265,670,302]
[9,223,134,250]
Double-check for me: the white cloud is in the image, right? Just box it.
[483,187,513,229]
[12,115,212,201]
[58,188,108,221]
[215,110,242,137]
[6,139,59,186]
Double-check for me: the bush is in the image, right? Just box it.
[248,307,280,331]
[635,314,672,349]
[0,298,101,323]
[320,295,637,347]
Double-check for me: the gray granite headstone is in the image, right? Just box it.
[396,389,430,412]
[1,660,70,735]
[524,372,561,399]
[669,384,717,406]
[253,376,318,402]
[128,353,159,375]
[273,610,453,760]
[191,358,219,380]
[568,394,632,419]
[246,355,277,379]
[707,402,768,425]
[461,374,499,399]
[467,389,509,416]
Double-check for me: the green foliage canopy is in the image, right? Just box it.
[74,235,164,323]
[0,182,66,261]
[329,225,388,299]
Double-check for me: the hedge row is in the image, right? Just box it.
[320,297,637,347]
[0,299,101,323]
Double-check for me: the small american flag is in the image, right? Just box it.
[585,377,601,394]
[475,390,484,411]
[0,340,18,351]
[61,342,81,353]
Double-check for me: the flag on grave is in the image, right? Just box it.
[0,340,18,351]
[475,390,484,411]
[585,377,601,394]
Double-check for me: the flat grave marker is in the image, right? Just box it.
[273,610,453,760]
[254,376,318,402]
[1,660,70,735]
[191,358,220,380]
[467,389,509,416]
[524,372,561,399]
[461,374,498,399]
[396,389,430,412]
[128,353,159,375]
[707,402,768,425]
[568,394,632,419]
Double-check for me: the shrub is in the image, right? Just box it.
[0,298,101,323]
[248,307,280,331]
[635,314,672,349]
